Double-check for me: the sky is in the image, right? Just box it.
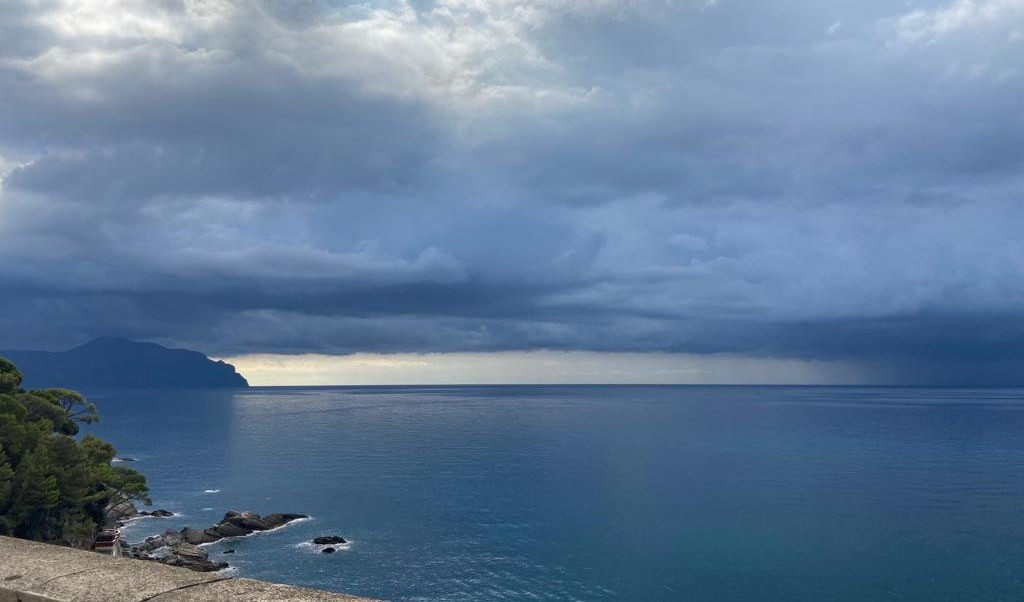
[0,0,1022,385]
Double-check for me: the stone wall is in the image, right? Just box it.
[0,536,378,602]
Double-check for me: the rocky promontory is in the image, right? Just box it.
[105,498,175,527]
[129,510,308,572]
[1,337,248,390]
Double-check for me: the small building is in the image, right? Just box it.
[92,528,121,557]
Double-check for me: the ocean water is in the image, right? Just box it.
[84,386,1024,602]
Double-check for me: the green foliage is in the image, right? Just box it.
[100,465,153,506]
[0,358,22,395]
[80,435,116,466]
[10,449,60,540]
[38,388,100,426]
[19,392,76,435]
[0,449,14,534]
[0,356,149,548]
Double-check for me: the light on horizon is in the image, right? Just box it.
[219,351,864,387]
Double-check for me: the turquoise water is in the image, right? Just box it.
[85,386,1024,601]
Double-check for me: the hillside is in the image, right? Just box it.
[0,337,249,390]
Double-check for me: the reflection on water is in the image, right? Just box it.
[86,386,1024,602]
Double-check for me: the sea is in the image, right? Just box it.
[83,386,1024,602]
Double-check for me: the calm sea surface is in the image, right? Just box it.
[84,386,1024,602]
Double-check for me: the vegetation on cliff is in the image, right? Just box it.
[0,357,149,548]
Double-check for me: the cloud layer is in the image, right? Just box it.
[1,0,1023,383]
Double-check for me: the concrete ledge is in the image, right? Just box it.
[0,537,378,602]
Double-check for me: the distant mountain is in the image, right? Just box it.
[0,337,249,390]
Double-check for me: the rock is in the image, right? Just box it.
[115,456,137,462]
[107,497,174,526]
[173,543,206,561]
[208,510,271,537]
[322,547,336,554]
[208,521,252,538]
[138,509,174,518]
[133,529,184,554]
[105,497,139,524]
[206,511,307,540]
[312,536,347,545]
[263,513,308,529]
[229,514,270,531]
[134,510,307,572]
[182,527,218,545]
[161,543,229,572]
[182,511,307,547]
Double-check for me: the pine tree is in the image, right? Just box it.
[0,358,22,395]
[0,448,14,534]
[0,356,149,547]
[11,448,60,540]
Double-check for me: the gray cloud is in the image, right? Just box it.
[1,0,1023,384]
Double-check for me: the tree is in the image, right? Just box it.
[0,448,14,533]
[99,464,153,507]
[0,358,22,395]
[39,388,99,426]
[10,449,60,540]
[18,392,75,435]
[79,435,116,466]
[0,356,149,547]
[21,389,99,436]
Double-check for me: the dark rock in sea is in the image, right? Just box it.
[262,512,309,529]
[322,547,336,554]
[115,456,137,462]
[109,502,175,526]
[209,519,253,538]
[313,536,347,545]
[135,509,173,518]
[223,549,235,554]
[0,337,249,390]
[131,511,307,573]
[182,527,218,545]
[105,497,139,525]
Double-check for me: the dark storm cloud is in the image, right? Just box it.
[1,0,1023,383]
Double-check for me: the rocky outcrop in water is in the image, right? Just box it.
[178,511,309,545]
[105,498,175,526]
[105,498,139,525]
[141,509,175,518]
[130,510,308,572]
[313,536,347,545]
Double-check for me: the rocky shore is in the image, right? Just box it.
[113,508,309,572]
[105,498,150,526]
[104,499,349,572]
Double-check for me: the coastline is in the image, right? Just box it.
[195,516,314,548]
[114,506,313,572]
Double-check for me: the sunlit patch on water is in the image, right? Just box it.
[86,385,1024,602]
